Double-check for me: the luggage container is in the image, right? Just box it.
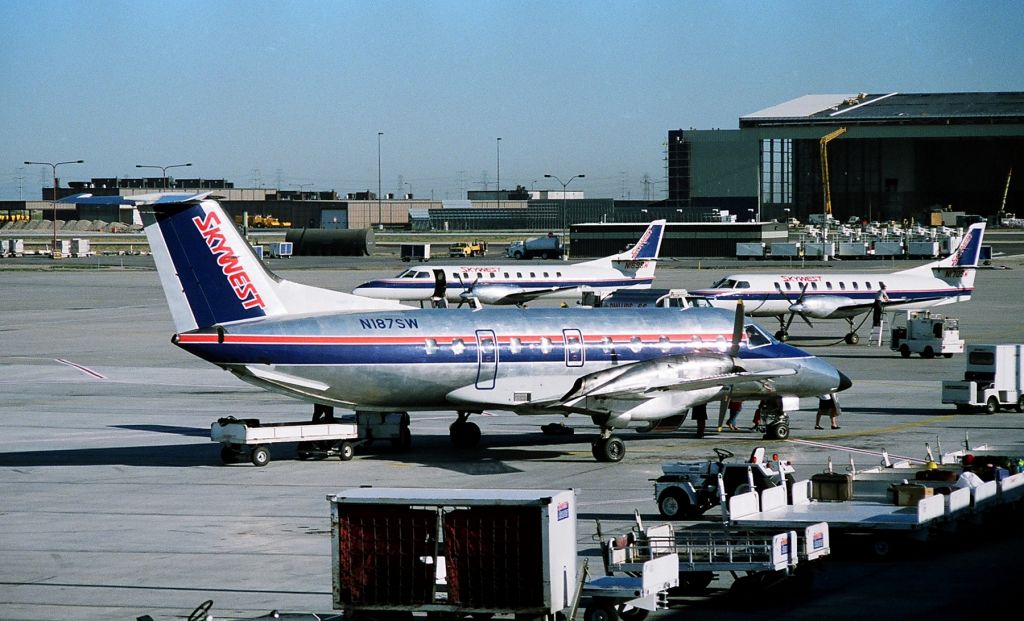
[768,242,800,258]
[327,488,577,620]
[400,243,431,262]
[735,242,766,260]
[802,242,834,258]
[873,241,904,257]
[837,242,868,258]
[268,241,293,258]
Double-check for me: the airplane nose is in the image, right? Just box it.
[837,371,853,392]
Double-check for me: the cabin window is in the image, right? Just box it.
[509,337,522,354]
[839,282,846,290]
[826,282,833,290]
[852,282,859,290]
[658,335,672,351]
[784,282,792,291]
[424,339,438,354]
[503,272,510,278]
[811,282,818,290]
[543,272,549,277]
[866,282,872,289]
[629,336,643,352]
[715,335,728,351]
[517,272,523,278]
[557,272,563,277]
[540,337,553,355]
[451,338,466,355]
[530,272,536,278]
[600,336,613,352]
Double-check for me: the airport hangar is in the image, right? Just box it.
[6,91,1022,257]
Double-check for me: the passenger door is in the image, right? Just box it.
[475,330,498,389]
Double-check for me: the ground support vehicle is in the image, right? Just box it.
[400,243,430,262]
[653,447,795,519]
[749,396,798,440]
[890,310,963,358]
[211,411,410,466]
[942,344,1024,413]
[328,488,578,621]
[725,463,1024,556]
[448,240,487,257]
[592,514,827,609]
[506,235,563,260]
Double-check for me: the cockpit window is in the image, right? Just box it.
[735,281,751,289]
[398,269,417,278]
[744,324,773,348]
[415,271,432,279]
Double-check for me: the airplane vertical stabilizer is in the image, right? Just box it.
[579,220,666,280]
[72,195,404,332]
[900,222,986,273]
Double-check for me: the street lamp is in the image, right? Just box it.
[24,159,84,257]
[135,162,191,190]
[404,181,412,199]
[291,183,313,199]
[377,132,383,227]
[496,137,501,210]
[543,173,585,256]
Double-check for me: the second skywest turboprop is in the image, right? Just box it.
[692,222,986,344]
[352,219,666,306]
[65,193,851,462]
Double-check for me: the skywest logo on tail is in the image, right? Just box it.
[193,210,266,311]
[353,219,667,305]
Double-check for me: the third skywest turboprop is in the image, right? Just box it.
[353,219,666,306]
[692,222,986,344]
[64,193,851,462]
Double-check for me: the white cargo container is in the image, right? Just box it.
[873,241,904,257]
[267,241,293,258]
[803,242,834,258]
[71,238,93,257]
[942,344,1024,413]
[907,240,940,258]
[327,488,577,618]
[736,242,766,259]
[838,242,868,258]
[769,242,801,258]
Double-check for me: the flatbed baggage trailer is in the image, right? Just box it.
[327,488,578,621]
[212,412,410,466]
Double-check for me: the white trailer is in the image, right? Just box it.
[211,411,410,466]
[735,242,766,259]
[889,310,964,358]
[942,344,1024,413]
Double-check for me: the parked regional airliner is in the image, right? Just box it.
[62,193,850,462]
[692,223,986,344]
[353,220,666,306]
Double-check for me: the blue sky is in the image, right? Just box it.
[2,0,1022,201]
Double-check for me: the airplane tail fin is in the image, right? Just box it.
[900,222,986,273]
[61,193,402,332]
[579,220,666,279]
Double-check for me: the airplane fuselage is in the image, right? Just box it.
[352,263,655,303]
[175,306,842,416]
[692,269,974,319]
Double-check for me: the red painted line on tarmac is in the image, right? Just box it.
[55,358,107,380]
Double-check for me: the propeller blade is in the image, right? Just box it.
[729,299,745,357]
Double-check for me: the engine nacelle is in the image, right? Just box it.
[790,295,855,319]
[565,353,733,400]
[590,387,724,427]
[463,285,523,305]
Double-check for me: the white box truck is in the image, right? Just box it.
[942,344,1024,413]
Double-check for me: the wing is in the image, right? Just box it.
[469,284,580,306]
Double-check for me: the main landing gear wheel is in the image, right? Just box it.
[450,420,481,449]
[766,422,790,440]
[591,436,625,462]
[844,332,860,345]
[774,330,789,342]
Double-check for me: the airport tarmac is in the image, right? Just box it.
[2,256,1023,620]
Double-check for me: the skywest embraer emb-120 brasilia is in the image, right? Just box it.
[352,219,666,306]
[64,193,851,462]
[692,222,986,345]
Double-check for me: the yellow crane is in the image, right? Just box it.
[819,127,847,223]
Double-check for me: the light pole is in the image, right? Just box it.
[24,159,84,257]
[404,181,412,199]
[291,183,313,199]
[377,132,383,227]
[543,173,585,256]
[496,137,501,210]
[135,162,191,190]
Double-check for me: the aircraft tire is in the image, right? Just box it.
[775,330,788,342]
[767,423,790,440]
[592,436,625,462]
[845,333,860,345]
[450,421,481,449]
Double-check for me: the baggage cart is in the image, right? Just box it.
[400,243,430,262]
[211,411,410,466]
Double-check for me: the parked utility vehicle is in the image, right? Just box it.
[890,310,964,358]
[653,447,795,519]
[942,344,1024,413]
